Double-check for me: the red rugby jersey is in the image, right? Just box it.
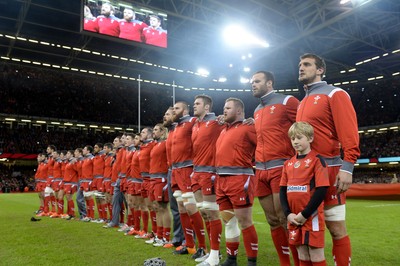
[81,154,94,179]
[103,152,114,179]
[93,151,105,177]
[215,121,257,175]
[35,162,48,181]
[64,159,78,183]
[96,15,120,37]
[130,150,141,179]
[149,140,168,175]
[170,116,196,167]
[53,159,62,178]
[191,113,223,172]
[119,20,147,42]
[139,140,156,176]
[296,81,360,173]
[254,92,298,167]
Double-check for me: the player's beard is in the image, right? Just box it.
[163,120,171,127]
[299,73,317,85]
[172,112,183,122]
[102,11,111,17]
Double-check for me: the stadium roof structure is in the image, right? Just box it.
[0,0,399,91]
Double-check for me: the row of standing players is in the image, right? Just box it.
[34,53,360,266]
[83,3,167,48]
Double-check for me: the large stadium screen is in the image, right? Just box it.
[81,0,168,48]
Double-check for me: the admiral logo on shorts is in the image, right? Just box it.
[287,185,307,192]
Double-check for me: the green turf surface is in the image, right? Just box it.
[0,193,399,265]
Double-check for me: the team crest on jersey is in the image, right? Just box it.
[314,95,321,104]
[270,105,276,114]
[304,159,312,168]
[294,161,300,168]
[289,230,297,240]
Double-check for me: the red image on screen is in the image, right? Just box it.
[82,0,167,48]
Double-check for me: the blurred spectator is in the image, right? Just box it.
[359,131,400,158]
[1,64,400,189]
[0,165,35,192]
[0,127,116,154]
[1,65,399,127]
[353,169,399,184]
[0,65,173,125]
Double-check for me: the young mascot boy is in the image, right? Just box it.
[280,122,330,266]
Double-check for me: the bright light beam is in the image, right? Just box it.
[223,25,269,48]
[197,68,210,77]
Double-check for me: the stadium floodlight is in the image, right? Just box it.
[243,67,250,72]
[197,68,209,77]
[218,77,227,82]
[240,77,250,83]
[118,3,132,8]
[223,24,269,48]
[140,8,153,14]
[341,0,372,6]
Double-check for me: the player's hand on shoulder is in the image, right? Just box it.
[216,115,225,125]
[242,117,255,126]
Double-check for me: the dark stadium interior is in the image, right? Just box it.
[0,0,400,188]
[1,1,400,89]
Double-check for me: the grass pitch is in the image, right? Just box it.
[0,193,399,265]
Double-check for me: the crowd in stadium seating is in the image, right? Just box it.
[0,65,171,126]
[1,65,399,127]
[0,126,114,154]
[353,170,398,184]
[1,125,399,159]
[1,164,396,193]
[1,64,400,191]
[359,130,400,158]
[0,125,399,191]
[349,78,400,127]
[0,165,35,192]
